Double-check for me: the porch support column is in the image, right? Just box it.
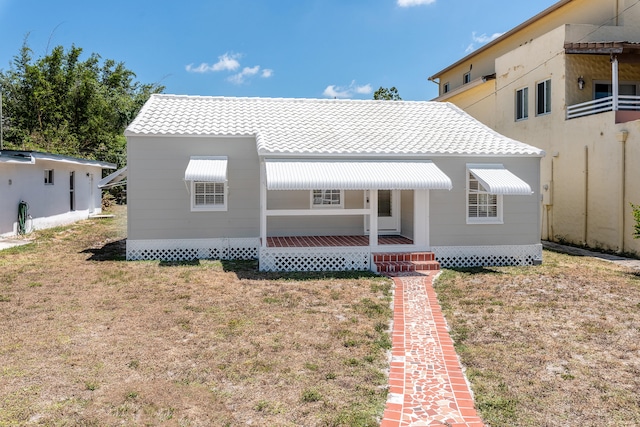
[612,55,619,111]
[413,189,429,248]
[369,189,378,247]
[260,161,267,248]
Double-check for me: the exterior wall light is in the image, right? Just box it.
[577,76,585,90]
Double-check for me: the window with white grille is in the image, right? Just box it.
[467,172,502,224]
[191,181,227,211]
[311,190,343,208]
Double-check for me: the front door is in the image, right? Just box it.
[365,190,401,234]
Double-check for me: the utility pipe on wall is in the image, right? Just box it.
[617,130,628,253]
[584,145,589,246]
[612,56,619,111]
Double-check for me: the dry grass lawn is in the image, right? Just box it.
[0,205,392,426]
[436,251,640,426]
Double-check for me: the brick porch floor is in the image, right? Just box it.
[381,274,485,427]
[266,235,413,247]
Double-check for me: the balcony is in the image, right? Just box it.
[567,95,640,120]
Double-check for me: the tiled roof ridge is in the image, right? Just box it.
[148,93,439,104]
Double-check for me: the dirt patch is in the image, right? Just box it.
[435,252,640,426]
[0,206,391,426]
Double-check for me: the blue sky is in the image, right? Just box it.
[0,0,558,101]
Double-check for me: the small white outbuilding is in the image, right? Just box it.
[0,150,116,236]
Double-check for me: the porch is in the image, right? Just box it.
[565,41,640,122]
[260,235,440,274]
[265,235,413,247]
[257,159,453,271]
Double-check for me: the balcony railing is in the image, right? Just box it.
[567,95,640,119]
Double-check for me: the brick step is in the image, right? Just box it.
[375,260,441,274]
[372,252,436,263]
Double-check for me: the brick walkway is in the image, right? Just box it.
[381,274,485,427]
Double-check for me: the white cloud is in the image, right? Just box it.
[185,63,211,73]
[355,84,373,94]
[397,0,435,7]
[185,53,241,73]
[465,31,504,53]
[228,65,265,85]
[323,81,373,99]
[323,85,350,99]
[472,31,504,44]
[186,53,273,85]
[212,53,241,72]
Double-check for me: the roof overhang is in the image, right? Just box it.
[184,156,228,182]
[467,164,532,195]
[265,159,453,191]
[0,150,115,168]
[564,41,640,55]
[99,166,128,189]
[432,74,496,102]
[0,152,35,164]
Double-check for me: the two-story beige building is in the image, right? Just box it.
[429,0,640,255]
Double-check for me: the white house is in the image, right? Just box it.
[0,150,116,236]
[125,94,545,272]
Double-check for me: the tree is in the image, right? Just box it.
[373,86,402,101]
[0,38,163,167]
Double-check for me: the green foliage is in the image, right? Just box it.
[631,203,640,239]
[0,36,164,167]
[373,86,401,101]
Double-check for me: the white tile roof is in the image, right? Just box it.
[125,94,545,157]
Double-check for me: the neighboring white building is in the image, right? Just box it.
[125,94,545,272]
[0,150,116,236]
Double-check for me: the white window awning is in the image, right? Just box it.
[265,160,452,191]
[184,156,228,182]
[468,164,532,195]
[98,166,127,189]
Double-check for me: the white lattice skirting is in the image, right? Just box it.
[432,244,542,268]
[259,247,371,272]
[126,238,259,261]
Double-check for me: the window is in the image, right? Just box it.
[536,79,551,115]
[44,169,54,185]
[443,82,450,94]
[191,181,227,211]
[595,82,638,99]
[467,172,502,224]
[515,87,528,121]
[311,190,343,208]
[463,72,471,84]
